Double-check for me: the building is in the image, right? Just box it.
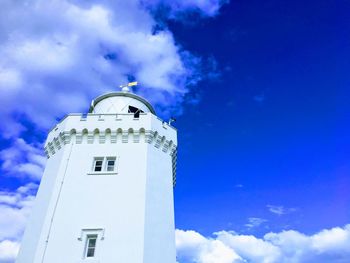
[16,86,177,263]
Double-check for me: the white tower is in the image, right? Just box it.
[16,86,177,263]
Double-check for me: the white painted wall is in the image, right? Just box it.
[16,94,177,263]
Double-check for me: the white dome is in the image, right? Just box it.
[89,91,156,115]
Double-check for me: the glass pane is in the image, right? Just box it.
[88,238,97,247]
[87,248,95,257]
[94,159,103,172]
[94,166,102,172]
[107,160,115,166]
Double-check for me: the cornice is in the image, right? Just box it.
[44,128,177,159]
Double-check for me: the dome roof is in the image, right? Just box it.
[89,91,156,115]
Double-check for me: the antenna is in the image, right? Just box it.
[119,81,138,92]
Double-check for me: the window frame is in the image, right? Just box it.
[78,228,105,260]
[106,157,116,172]
[93,157,104,172]
[85,234,98,258]
[89,157,118,175]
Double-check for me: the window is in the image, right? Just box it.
[128,105,144,118]
[78,228,105,259]
[85,234,98,258]
[93,158,103,172]
[91,157,117,173]
[106,157,116,172]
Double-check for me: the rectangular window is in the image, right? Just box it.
[91,157,117,174]
[106,157,116,172]
[93,158,103,172]
[85,235,98,258]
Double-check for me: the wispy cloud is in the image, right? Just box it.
[267,205,297,216]
[0,139,45,180]
[245,217,268,229]
[143,0,229,18]
[253,94,266,103]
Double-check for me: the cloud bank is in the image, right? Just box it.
[0,139,46,180]
[176,226,350,263]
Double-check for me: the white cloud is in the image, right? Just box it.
[216,231,281,263]
[177,226,350,263]
[0,183,37,242]
[176,230,242,263]
[0,139,45,180]
[0,240,20,263]
[311,226,350,253]
[0,184,36,262]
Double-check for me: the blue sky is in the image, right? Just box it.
[174,0,350,236]
[0,0,349,262]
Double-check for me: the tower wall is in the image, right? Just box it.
[144,144,176,263]
[16,113,177,263]
[16,147,68,263]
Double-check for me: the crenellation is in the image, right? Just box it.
[145,130,154,144]
[110,131,117,143]
[44,127,177,159]
[122,130,128,143]
[76,133,83,144]
[99,132,106,144]
[44,148,50,158]
[53,138,61,150]
[162,140,171,153]
[87,131,94,144]
[134,130,140,143]
[154,135,162,149]
[48,141,55,155]
[59,132,69,145]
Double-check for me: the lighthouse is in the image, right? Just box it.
[16,84,177,263]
